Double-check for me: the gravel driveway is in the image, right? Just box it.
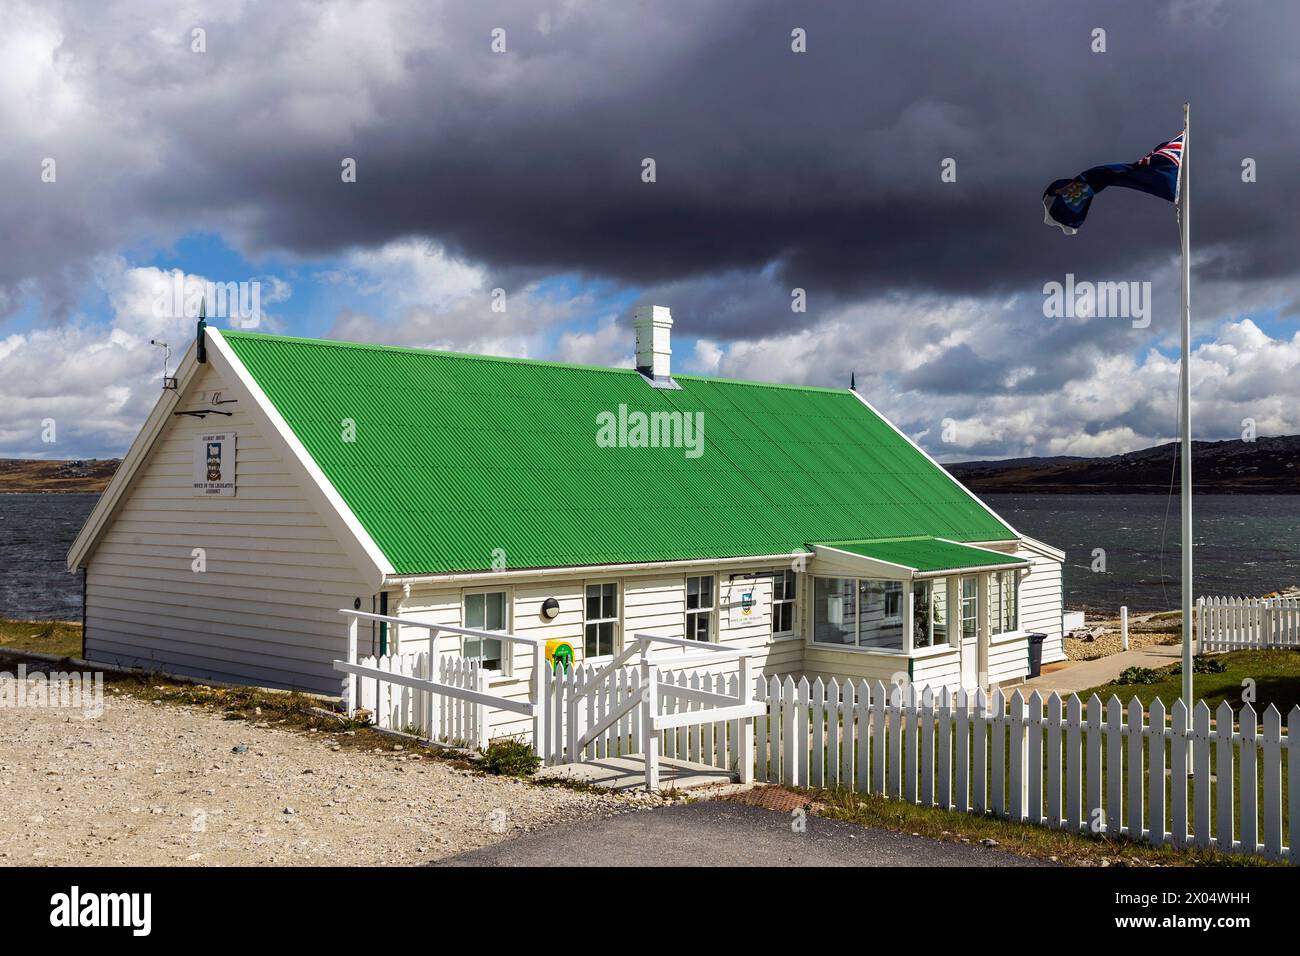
[0,688,630,866]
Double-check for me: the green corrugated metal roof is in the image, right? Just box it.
[817,536,1029,573]
[222,331,1017,575]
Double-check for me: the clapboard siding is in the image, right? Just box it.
[1015,544,1065,663]
[802,646,911,685]
[399,564,809,741]
[84,364,369,694]
[987,634,1029,686]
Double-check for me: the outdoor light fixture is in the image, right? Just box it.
[541,597,560,620]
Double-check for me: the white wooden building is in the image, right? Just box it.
[68,307,1065,736]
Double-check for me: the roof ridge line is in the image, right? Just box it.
[221,329,851,394]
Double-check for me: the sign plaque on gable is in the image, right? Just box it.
[193,431,236,496]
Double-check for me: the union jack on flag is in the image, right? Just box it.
[1138,132,1184,168]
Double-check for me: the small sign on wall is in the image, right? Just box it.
[724,574,770,628]
[193,431,236,496]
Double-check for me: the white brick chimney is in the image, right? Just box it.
[633,304,676,387]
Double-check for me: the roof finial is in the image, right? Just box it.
[196,296,208,364]
[850,371,856,391]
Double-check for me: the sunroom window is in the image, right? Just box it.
[811,577,904,651]
[989,570,1019,635]
[912,578,950,649]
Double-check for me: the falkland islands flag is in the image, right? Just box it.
[1042,132,1184,234]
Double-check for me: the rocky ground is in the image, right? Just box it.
[0,687,638,866]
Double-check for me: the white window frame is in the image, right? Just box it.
[911,577,951,649]
[583,580,621,661]
[960,576,979,644]
[808,576,908,653]
[772,569,797,637]
[461,586,512,676]
[990,569,1019,636]
[685,574,716,642]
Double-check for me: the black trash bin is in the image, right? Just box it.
[1026,632,1047,678]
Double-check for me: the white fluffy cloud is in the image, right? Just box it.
[702,308,1300,461]
[0,262,290,458]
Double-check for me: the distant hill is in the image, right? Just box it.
[0,458,119,494]
[945,436,1300,494]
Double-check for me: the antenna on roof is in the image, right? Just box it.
[150,338,177,390]
[197,296,208,364]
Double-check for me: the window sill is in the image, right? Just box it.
[909,643,959,660]
[807,642,908,657]
[770,633,802,643]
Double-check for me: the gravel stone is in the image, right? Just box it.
[0,691,637,866]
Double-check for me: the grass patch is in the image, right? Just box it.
[481,737,542,777]
[1083,649,1300,715]
[806,788,1277,867]
[0,618,82,658]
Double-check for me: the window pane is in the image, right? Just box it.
[602,583,617,619]
[686,577,700,608]
[961,577,978,641]
[776,603,792,633]
[1003,572,1018,632]
[486,592,505,631]
[701,576,714,608]
[584,622,599,658]
[912,581,931,648]
[464,593,485,629]
[586,584,600,620]
[813,577,857,646]
[481,637,501,670]
[932,578,949,645]
[859,579,904,650]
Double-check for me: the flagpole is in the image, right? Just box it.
[1179,102,1194,721]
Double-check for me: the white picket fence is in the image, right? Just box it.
[539,663,745,772]
[1199,596,1300,651]
[357,651,489,749]
[758,676,1298,863]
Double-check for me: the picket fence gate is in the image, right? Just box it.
[758,676,1298,863]
[357,651,489,749]
[538,662,744,773]
[1199,596,1300,651]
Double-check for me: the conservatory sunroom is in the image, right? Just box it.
[802,537,1032,692]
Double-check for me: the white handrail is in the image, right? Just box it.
[338,608,548,748]
[632,631,756,656]
[339,608,545,646]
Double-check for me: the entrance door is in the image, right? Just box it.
[959,576,979,688]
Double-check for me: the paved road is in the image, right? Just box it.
[437,801,1049,867]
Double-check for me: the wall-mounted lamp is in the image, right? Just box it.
[541,597,560,620]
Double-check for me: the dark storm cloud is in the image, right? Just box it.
[7,0,1291,340]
